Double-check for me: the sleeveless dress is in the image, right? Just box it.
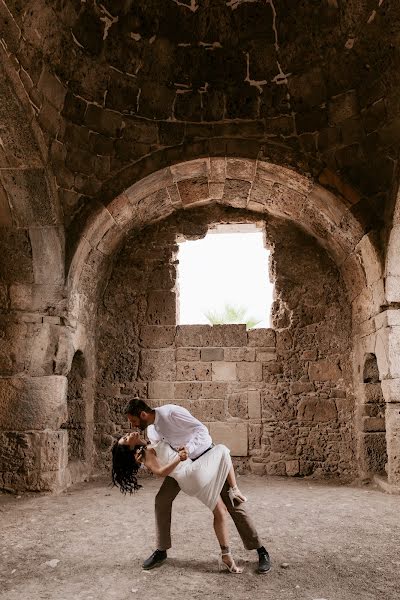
[153,441,232,511]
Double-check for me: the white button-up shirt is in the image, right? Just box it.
[146,404,212,460]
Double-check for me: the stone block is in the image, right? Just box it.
[176,325,214,347]
[9,284,66,312]
[290,382,315,395]
[247,328,276,347]
[139,349,176,381]
[308,360,342,382]
[210,157,226,182]
[364,383,384,403]
[201,382,228,399]
[176,348,200,361]
[139,326,175,348]
[177,177,209,206]
[84,104,122,137]
[256,351,276,362]
[329,90,358,125]
[0,375,67,430]
[211,325,248,346]
[201,347,224,362]
[174,382,202,400]
[228,392,248,419]
[301,349,318,361]
[375,310,400,330]
[53,328,75,376]
[381,379,400,403]
[38,430,68,471]
[0,168,60,227]
[148,381,174,400]
[385,404,400,484]
[361,432,387,475]
[171,159,210,182]
[237,362,262,382]
[209,183,224,199]
[248,423,262,450]
[82,206,115,249]
[222,179,251,208]
[146,291,176,326]
[362,417,386,432]
[375,327,400,379]
[0,429,69,492]
[210,422,248,456]
[176,361,212,381]
[355,233,382,285]
[266,461,286,476]
[176,325,247,347]
[226,158,256,181]
[224,347,256,361]
[212,362,237,381]
[248,390,261,419]
[297,398,338,422]
[29,227,64,285]
[386,275,400,304]
[189,398,226,422]
[286,459,300,476]
[249,459,266,475]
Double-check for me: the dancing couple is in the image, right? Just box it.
[112,398,271,574]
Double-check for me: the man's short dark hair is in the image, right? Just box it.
[124,398,153,417]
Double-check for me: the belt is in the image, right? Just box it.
[192,444,214,462]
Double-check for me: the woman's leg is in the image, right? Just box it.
[212,498,242,573]
[226,465,237,488]
[213,498,229,547]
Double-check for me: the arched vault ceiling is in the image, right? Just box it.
[1,0,400,244]
[68,157,383,328]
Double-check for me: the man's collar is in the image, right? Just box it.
[153,408,160,428]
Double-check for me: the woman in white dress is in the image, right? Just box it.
[112,433,247,573]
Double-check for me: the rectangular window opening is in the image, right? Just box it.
[177,223,273,328]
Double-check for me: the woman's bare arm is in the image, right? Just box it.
[143,448,182,477]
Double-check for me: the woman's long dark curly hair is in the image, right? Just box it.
[111,441,146,494]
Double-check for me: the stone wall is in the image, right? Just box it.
[95,206,355,480]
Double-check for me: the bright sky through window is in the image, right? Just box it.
[178,229,273,328]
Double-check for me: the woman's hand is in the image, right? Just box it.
[178,447,188,462]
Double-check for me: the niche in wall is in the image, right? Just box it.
[64,351,87,463]
[361,353,387,476]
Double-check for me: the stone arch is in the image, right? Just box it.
[68,157,383,327]
[63,156,392,488]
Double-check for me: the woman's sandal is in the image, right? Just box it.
[228,485,247,507]
[218,551,243,574]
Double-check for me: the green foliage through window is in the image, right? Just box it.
[203,303,261,329]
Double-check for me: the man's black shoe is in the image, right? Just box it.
[142,549,167,570]
[257,550,271,574]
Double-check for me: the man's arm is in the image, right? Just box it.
[169,407,211,457]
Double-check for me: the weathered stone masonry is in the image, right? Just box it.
[96,208,354,480]
[1,0,400,494]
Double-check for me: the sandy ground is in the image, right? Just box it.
[0,475,399,600]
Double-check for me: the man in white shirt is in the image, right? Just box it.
[124,398,271,574]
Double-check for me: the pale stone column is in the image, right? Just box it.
[0,375,69,491]
[381,379,400,486]
[375,312,400,487]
